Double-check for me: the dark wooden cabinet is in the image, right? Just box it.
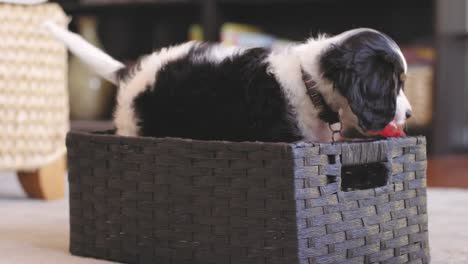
[434,0,468,155]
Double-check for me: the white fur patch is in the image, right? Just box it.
[208,44,244,63]
[114,42,196,136]
[192,44,245,64]
[267,45,333,142]
[395,89,412,126]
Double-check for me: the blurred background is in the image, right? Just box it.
[53,0,465,188]
[0,2,466,262]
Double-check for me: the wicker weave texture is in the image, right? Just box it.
[294,137,429,264]
[0,3,68,170]
[67,132,429,264]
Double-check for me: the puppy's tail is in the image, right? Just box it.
[43,20,124,85]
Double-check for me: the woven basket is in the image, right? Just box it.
[0,3,68,170]
[67,131,430,264]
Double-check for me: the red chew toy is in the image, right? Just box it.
[367,122,406,138]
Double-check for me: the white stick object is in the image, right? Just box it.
[43,20,124,85]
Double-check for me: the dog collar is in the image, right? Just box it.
[301,69,340,125]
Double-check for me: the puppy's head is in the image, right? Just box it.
[319,29,412,136]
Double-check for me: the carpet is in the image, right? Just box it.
[0,172,467,264]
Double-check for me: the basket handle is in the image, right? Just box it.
[339,141,388,166]
[338,141,390,191]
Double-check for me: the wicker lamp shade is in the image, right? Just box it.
[0,3,68,170]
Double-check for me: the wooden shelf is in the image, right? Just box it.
[57,0,195,13]
[81,0,192,3]
[58,0,337,9]
[56,0,434,43]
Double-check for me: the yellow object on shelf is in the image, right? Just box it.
[188,24,203,41]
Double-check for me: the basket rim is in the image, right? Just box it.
[66,130,425,148]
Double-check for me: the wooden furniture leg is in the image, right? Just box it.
[17,155,66,200]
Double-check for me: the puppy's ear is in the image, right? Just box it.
[320,45,398,131]
[378,49,403,68]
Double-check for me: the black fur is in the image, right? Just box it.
[132,45,302,142]
[116,59,142,84]
[320,31,405,131]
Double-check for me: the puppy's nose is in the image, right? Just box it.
[405,110,413,119]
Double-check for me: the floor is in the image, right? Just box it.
[0,171,468,264]
[0,172,112,264]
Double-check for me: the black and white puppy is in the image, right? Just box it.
[46,23,412,142]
